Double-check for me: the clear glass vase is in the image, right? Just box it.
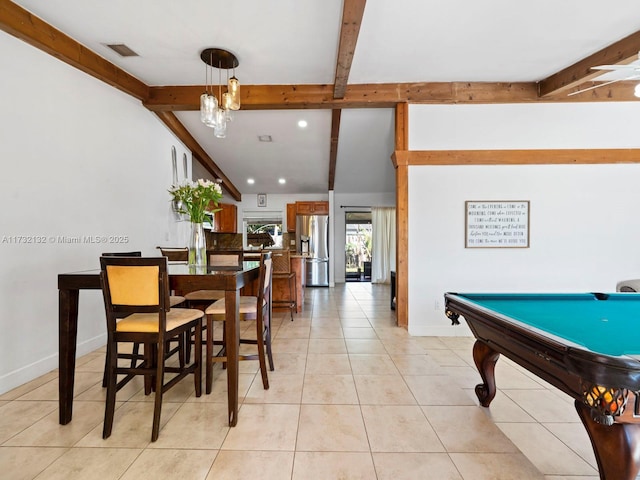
[188,222,207,268]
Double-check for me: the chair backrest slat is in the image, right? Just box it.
[102,251,142,257]
[156,246,188,262]
[270,249,290,273]
[208,250,244,268]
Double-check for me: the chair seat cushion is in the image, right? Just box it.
[170,295,186,307]
[116,308,203,333]
[205,296,259,315]
[184,289,225,301]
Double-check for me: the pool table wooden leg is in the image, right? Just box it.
[575,400,640,480]
[472,340,500,407]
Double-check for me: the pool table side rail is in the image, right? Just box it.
[444,293,640,396]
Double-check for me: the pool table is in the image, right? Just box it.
[444,292,640,480]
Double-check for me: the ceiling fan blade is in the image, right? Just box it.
[567,74,640,96]
[592,64,640,71]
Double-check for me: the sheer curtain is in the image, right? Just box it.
[371,207,396,284]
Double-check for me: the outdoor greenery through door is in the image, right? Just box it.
[345,211,372,282]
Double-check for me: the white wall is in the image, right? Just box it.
[407,103,640,336]
[0,32,191,393]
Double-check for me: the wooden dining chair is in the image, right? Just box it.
[156,246,188,262]
[182,250,245,309]
[204,251,273,393]
[101,251,186,387]
[100,256,203,442]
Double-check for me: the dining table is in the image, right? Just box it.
[57,260,261,427]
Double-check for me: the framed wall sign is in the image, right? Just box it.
[465,200,530,248]
[257,193,267,207]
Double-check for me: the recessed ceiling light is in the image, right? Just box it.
[278,178,286,184]
[247,178,255,184]
[297,120,308,128]
[258,135,272,142]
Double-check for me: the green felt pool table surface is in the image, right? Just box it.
[454,293,640,357]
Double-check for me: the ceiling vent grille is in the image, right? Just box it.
[105,43,139,57]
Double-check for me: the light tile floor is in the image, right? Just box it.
[0,283,615,479]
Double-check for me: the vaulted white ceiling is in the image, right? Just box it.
[9,0,640,197]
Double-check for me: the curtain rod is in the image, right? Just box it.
[340,205,370,208]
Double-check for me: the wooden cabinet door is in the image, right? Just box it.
[286,203,297,232]
[295,201,314,215]
[295,201,329,215]
[312,201,329,215]
[213,203,237,233]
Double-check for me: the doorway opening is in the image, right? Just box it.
[345,211,372,282]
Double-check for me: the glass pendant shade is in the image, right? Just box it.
[213,123,227,138]
[200,93,218,126]
[228,76,241,110]
[222,92,233,110]
[199,48,239,135]
[213,109,227,138]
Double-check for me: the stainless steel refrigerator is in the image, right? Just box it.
[296,215,329,286]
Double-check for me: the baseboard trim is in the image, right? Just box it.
[0,333,106,395]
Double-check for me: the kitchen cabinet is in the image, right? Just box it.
[209,202,237,233]
[295,201,329,215]
[286,203,297,232]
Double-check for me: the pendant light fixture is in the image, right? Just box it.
[199,48,241,138]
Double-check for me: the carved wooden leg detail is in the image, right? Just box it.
[472,340,500,407]
[575,400,640,480]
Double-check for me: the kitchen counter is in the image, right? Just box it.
[237,250,306,313]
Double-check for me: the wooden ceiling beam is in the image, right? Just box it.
[328,109,342,190]
[0,1,148,101]
[146,81,639,110]
[334,0,366,99]
[154,111,242,201]
[538,30,640,98]
[405,149,640,166]
[329,0,365,192]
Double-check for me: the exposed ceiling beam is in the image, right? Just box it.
[395,103,408,151]
[334,0,366,99]
[329,0,364,192]
[328,110,341,190]
[145,81,639,110]
[4,0,639,109]
[0,0,148,101]
[154,111,242,201]
[538,30,640,98]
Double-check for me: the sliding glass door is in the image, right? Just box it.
[345,211,372,282]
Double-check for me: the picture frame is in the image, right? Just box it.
[257,193,267,207]
[465,200,530,248]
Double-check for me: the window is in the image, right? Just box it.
[243,211,283,248]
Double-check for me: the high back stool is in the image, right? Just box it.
[271,249,296,321]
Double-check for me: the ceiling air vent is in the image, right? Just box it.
[105,43,139,57]
[258,135,273,142]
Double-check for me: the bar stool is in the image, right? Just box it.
[271,249,296,321]
[204,251,274,392]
